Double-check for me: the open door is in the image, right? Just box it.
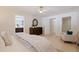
[62,16,71,32]
[50,18,56,35]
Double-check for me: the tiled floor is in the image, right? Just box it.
[44,35,79,52]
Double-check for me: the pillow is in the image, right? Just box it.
[0,36,5,47]
[0,32,12,46]
[0,36,5,51]
[67,31,73,35]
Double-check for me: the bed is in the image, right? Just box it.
[0,32,36,52]
[15,33,57,52]
[0,32,58,52]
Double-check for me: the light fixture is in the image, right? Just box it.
[39,6,46,13]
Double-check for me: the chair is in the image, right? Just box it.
[61,32,78,43]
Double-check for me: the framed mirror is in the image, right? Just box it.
[32,18,38,27]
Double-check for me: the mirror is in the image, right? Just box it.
[32,18,38,27]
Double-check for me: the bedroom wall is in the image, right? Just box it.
[56,12,78,35]
[0,7,79,35]
[25,16,42,33]
[76,11,79,32]
[41,12,78,35]
[41,17,50,35]
[0,7,38,33]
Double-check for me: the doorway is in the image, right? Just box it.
[62,16,71,32]
[50,18,56,35]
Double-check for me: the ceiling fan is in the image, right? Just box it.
[39,6,46,13]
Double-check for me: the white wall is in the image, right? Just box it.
[41,12,79,35]
[34,16,42,27]
[0,7,35,33]
[76,11,79,32]
[41,17,50,35]
[0,7,79,35]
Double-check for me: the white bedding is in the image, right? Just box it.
[0,31,57,52]
[16,33,57,52]
[0,34,36,52]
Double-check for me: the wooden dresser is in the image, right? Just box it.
[29,27,42,35]
[15,28,24,33]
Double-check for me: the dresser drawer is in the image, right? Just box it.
[29,27,42,35]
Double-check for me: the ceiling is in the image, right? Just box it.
[3,6,79,17]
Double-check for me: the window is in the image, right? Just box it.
[15,15,24,28]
